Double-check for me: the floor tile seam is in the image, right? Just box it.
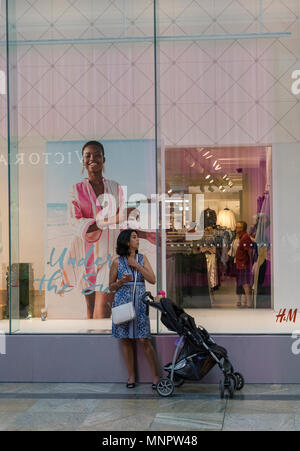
[221,398,228,431]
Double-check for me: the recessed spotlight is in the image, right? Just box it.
[205,175,211,179]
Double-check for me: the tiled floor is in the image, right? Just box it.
[0,383,300,431]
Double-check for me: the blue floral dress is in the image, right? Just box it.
[112,253,151,339]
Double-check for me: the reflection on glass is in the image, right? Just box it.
[165,146,272,311]
[5,0,156,333]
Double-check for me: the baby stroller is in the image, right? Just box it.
[141,292,244,398]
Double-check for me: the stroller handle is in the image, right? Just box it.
[141,291,163,312]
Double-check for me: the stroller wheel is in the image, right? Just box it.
[233,372,245,391]
[157,378,174,397]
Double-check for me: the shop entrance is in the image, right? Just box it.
[164,146,272,310]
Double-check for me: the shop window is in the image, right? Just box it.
[163,146,272,319]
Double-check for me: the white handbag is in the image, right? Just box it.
[112,255,137,325]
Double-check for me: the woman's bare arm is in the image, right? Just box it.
[109,258,121,292]
[130,255,156,285]
[109,257,133,292]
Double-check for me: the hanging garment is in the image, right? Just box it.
[255,194,271,248]
[205,253,218,289]
[228,237,239,261]
[173,251,210,308]
[214,227,231,266]
[253,193,271,307]
[217,208,236,230]
[200,208,217,228]
[198,231,219,289]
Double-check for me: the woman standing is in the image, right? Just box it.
[109,229,160,389]
[61,140,155,319]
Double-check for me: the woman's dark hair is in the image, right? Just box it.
[82,140,105,157]
[237,221,248,232]
[116,229,138,256]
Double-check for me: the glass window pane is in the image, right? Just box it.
[7,0,157,334]
[157,0,300,334]
[0,0,9,333]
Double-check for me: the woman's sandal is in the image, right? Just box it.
[126,380,136,389]
[152,378,160,390]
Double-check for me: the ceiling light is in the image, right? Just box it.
[203,151,210,157]
[209,179,214,184]
[206,155,213,159]
[205,175,211,179]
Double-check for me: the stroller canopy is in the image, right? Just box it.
[160,298,198,335]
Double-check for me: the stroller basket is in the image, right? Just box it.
[164,352,216,381]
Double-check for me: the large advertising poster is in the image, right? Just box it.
[42,139,156,321]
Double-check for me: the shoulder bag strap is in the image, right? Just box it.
[132,253,138,303]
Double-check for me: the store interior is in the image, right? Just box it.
[164,145,272,311]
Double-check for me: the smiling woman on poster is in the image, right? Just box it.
[60,140,155,320]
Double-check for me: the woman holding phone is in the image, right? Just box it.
[109,229,160,389]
